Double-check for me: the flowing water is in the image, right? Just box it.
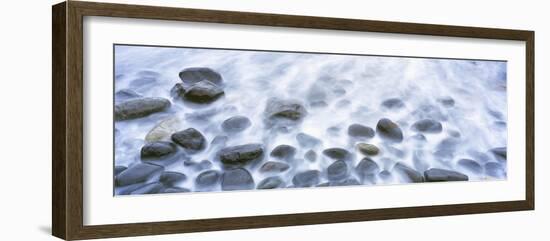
[114,44,507,195]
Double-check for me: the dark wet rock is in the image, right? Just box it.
[183,80,224,104]
[457,159,483,174]
[114,97,170,121]
[184,159,212,171]
[485,162,506,178]
[381,98,405,109]
[304,150,317,162]
[348,124,375,139]
[171,128,206,152]
[170,83,186,98]
[296,133,321,148]
[412,150,429,172]
[292,170,321,187]
[437,97,455,107]
[356,143,379,156]
[222,116,251,133]
[179,67,223,86]
[327,160,349,181]
[162,187,191,193]
[115,163,163,186]
[490,147,507,162]
[424,168,469,182]
[257,176,286,189]
[218,144,264,168]
[115,89,141,102]
[264,98,307,126]
[411,119,443,133]
[270,145,297,161]
[259,161,290,173]
[376,118,403,142]
[195,170,221,188]
[159,171,187,186]
[393,163,424,183]
[355,157,380,181]
[140,141,178,161]
[114,166,127,176]
[130,182,164,195]
[221,168,255,191]
[323,148,352,161]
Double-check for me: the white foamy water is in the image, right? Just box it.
[114,45,507,195]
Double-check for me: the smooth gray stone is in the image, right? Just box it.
[376,118,403,142]
[355,157,380,180]
[381,98,405,109]
[114,97,170,121]
[292,170,321,187]
[327,160,349,181]
[264,98,307,126]
[159,171,187,187]
[424,168,469,182]
[270,144,296,161]
[222,116,252,133]
[257,176,286,189]
[393,162,424,183]
[347,124,375,139]
[259,161,290,173]
[115,163,164,187]
[171,128,206,152]
[304,150,317,162]
[183,80,224,104]
[179,67,223,86]
[221,168,255,191]
[218,144,264,168]
[322,148,352,161]
[195,170,221,188]
[411,119,443,133]
[457,159,483,174]
[140,141,178,161]
[296,133,321,148]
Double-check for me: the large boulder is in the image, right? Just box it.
[115,97,170,121]
[179,67,223,86]
[393,162,424,183]
[424,168,469,182]
[115,163,164,186]
[376,118,403,142]
[221,168,255,191]
[221,116,252,133]
[411,119,443,133]
[171,128,206,152]
[292,170,321,187]
[218,144,264,168]
[257,176,286,189]
[264,98,307,127]
[327,160,349,181]
[183,80,224,104]
[140,141,178,161]
[322,148,352,161]
[347,124,375,139]
[270,145,297,161]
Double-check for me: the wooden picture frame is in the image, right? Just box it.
[52,1,535,240]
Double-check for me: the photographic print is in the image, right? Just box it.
[113,44,507,196]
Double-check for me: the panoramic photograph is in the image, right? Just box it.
[113,44,508,196]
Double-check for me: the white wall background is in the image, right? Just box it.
[0,0,546,240]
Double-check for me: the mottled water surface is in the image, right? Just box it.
[113,45,507,196]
